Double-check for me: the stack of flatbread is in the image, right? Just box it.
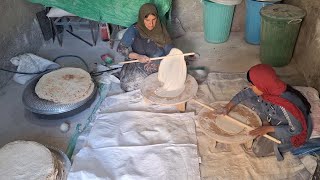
[0,141,57,180]
[35,67,94,104]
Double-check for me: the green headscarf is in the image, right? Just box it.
[136,3,172,47]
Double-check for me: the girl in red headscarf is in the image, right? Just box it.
[219,64,313,160]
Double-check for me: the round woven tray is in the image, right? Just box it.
[198,101,262,144]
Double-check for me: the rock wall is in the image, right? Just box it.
[284,0,320,91]
[0,0,44,89]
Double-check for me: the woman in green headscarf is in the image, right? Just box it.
[117,3,173,92]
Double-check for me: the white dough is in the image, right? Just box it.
[155,48,187,97]
[215,113,247,135]
[0,141,56,180]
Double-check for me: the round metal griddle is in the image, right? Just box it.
[22,72,97,116]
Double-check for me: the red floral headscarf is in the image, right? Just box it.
[248,64,307,147]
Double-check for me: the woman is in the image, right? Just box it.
[117,3,173,92]
[218,64,313,160]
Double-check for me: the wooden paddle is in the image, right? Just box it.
[119,52,196,64]
[192,99,281,144]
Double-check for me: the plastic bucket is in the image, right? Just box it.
[245,0,277,44]
[260,4,306,67]
[203,0,236,43]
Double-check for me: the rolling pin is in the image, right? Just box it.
[192,99,281,144]
[119,52,196,64]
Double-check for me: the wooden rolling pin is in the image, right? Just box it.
[192,99,281,144]
[119,52,196,64]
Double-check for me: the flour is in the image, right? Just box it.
[155,48,187,97]
[0,141,56,180]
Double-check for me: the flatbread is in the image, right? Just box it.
[155,48,187,97]
[0,141,57,180]
[35,67,94,104]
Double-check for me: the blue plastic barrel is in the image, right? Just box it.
[245,0,276,44]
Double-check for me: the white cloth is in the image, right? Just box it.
[98,90,179,114]
[68,110,201,180]
[46,8,75,17]
[10,53,60,84]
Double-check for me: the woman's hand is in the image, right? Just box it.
[249,126,275,136]
[128,53,150,63]
[137,55,150,63]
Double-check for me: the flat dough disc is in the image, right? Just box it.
[35,67,94,104]
[155,48,187,97]
[215,114,247,135]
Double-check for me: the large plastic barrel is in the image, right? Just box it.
[245,0,278,44]
[203,0,236,43]
[260,4,306,67]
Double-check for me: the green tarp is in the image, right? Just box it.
[28,0,172,27]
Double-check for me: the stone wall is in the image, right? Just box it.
[284,0,320,91]
[172,0,245,32]
[0,0,44,89]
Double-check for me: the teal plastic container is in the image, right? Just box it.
[203,0,235,43]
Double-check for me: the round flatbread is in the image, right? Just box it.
[35,67,94,104]
[0,141,56,180]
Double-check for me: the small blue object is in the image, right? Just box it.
[245,0,278,45]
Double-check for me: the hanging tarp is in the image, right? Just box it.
[28,0,172,27]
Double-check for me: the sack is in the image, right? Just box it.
[10,53,60,84]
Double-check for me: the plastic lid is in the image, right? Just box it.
[208,0,242,6]
[255,0,281,2]
[260,4,306,20]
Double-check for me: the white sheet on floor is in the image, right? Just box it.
[98,90,179,114]
[68,111,200,180]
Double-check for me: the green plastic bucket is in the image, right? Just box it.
[203,0,235,43]
[260,4,306,67]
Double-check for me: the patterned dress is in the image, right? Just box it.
[230,88,313,157]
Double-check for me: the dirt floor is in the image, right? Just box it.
[0,28,308,150]
[0,29,315,176]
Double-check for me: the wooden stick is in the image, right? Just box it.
[192,99,281,144]
[119,52,196,64]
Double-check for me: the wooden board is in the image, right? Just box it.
[198,101,262,144]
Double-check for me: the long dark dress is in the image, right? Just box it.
[117,24,173,92]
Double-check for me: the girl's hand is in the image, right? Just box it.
[215,106,228,115]
[215,102,234,115]
[249,126,275,136]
